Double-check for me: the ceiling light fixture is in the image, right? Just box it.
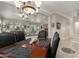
[14,1,41,15]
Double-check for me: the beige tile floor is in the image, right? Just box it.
[56,38,79,58]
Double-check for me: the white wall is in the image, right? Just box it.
[48,13,70,40]
[71,17,79,42]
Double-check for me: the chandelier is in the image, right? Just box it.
[14,1,41,15]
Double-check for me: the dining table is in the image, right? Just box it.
[0,39,50,58]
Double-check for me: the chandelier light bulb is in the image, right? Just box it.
[14,1,22,8]
[35,1,41,7]
[36,8,38,13]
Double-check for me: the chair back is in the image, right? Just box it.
[51,32,60,58]
[38,30,46,41]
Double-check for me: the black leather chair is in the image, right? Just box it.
[38,30,47,41]
[38,30,49,49]
[14,31,25,42]
[50,32,60,58]
[0,32,15,48]
[0,31,25,48]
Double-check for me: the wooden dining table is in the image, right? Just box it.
[0,39,50,58]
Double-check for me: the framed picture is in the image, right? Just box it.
[56,22,61,29]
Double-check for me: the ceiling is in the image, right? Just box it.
[0,1,48,23]
[41,1,79,18]
[0,1,79,22]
